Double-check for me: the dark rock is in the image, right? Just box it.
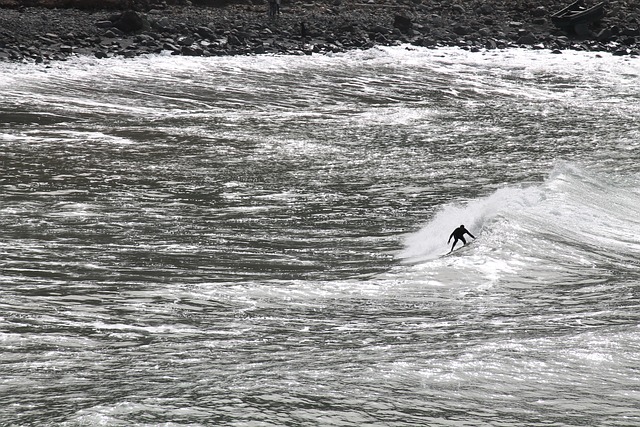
[476,4,494,15]
[227,33,243,46]
[181,45,203,56]
[195,25,215,39]
[393,15,412,33]
[113,10,148,33]
[374,33,389,44]
[517,32,537,45]
[178,36,195,46]
[453,25,472,36]
[596,28,613,41]
[532,6,546,18]
[416,37,436,47]
[370,25,390,35]
[574,23,590,37]
[621,36,637,46]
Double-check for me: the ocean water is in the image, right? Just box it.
[1,46,639,426]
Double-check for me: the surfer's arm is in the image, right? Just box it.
[468,232,475,239]
[447,232,454,243]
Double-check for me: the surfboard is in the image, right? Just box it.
[442,241,475,257]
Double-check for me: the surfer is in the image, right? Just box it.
[448,225,475,253]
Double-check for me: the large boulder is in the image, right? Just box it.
[112,10,149,33]
[516,31,537,45]
[453,24,472,36]
[393,15,412,33]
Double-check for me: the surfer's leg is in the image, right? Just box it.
[450,239,458,252]
[460,236,467,246]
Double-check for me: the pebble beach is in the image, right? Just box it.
[0,0,639,63]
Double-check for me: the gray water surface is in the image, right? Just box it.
[1,47,640,426]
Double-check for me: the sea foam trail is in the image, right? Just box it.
[400,185,541,263]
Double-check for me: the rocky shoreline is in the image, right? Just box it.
[1,0,639,64]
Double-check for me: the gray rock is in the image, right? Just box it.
[103,30,120,39]
[96,20,113,29]
[517,32,536,45]
[476,4,494,15]
[370,25,390,34]
[38,36,57,45]
[162,42,180,52]
[153,16,172,30]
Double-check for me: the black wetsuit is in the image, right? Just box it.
[448,226,475,251]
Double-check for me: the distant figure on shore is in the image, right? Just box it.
[269,0,280,17]
[448,225,475,253]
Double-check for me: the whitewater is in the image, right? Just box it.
[1,46,639,426]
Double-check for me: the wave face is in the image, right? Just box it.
[1,47,640,426]
[401,162,640,288]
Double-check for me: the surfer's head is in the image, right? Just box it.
[460,224,464,228]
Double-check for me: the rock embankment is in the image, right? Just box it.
[1,0,639,63]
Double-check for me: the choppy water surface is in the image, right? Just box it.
[1,47,640,426]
